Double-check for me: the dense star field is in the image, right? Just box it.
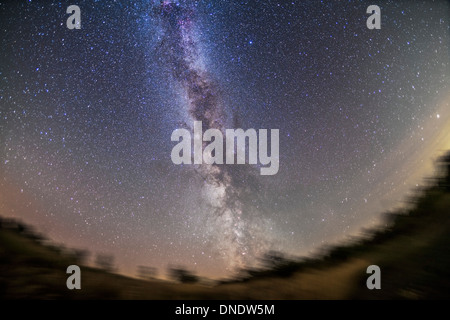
[0,0,449,278]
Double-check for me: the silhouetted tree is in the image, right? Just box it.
[261,251,287,268]
[16,222,26,233]
[168,267,199,284]
[95,254,115,272]
[438,151,450,191]
[73,249,90,265]
[256,251,300,277]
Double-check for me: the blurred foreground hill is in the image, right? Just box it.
[1,152,450,299]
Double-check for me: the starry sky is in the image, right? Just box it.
[0,0,449,279]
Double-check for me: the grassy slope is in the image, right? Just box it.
[1,187,449,299]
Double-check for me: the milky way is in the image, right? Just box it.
[0,1,449,279]
[153,0,273,270]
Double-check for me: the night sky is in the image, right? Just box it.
[1,0,449,279]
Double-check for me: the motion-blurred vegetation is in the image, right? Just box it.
[1,151,450,299]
